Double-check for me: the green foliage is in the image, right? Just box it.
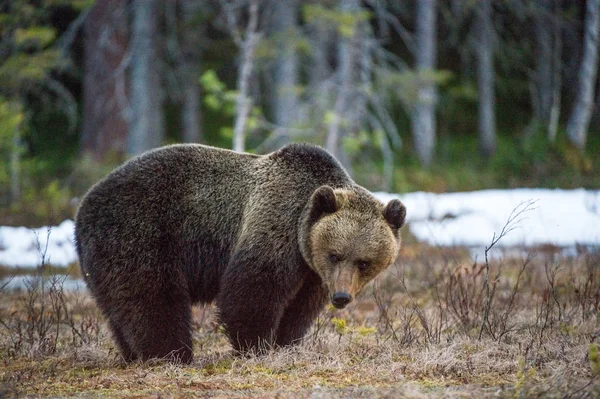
[303,4,371,38]
[355,326,377,337]
[255,27,310,60]
[0,50,62,92]
[200,69,227,94]
[20,179,71,222]
[331,317,348,335]
[199,69,264,145]
[590,343,600,376]
[514,357,536,398]
[14,26,56,48]
[0,0,93,224]
[47,0,95,11]
[331,317,377,338]
[200,70,237,141]
[0,98,25,201]
[380,69,454,108]
[1,0,599,226]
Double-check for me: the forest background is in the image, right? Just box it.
[2,2,600,397]
[1,0,599,226]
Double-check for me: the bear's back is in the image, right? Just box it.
[266,143,351,186]
[74,145,259,276]
[75,144,258,235]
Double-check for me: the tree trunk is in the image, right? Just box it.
[326,0,360,159]
[308,22,333,131]
[309,25,331,91]
[182,83,202,143]
[233,0,260,153]
[128,0,164,156]
[272,0,298,132]
[531,0,562,142]
[180,0,203,143]
[532,0,553,124]
[566,0,599,151]
[476,0,496,157]
[10,116,21,203]
[81,0,129,161]
[547,0,562,143]
[411,0,437,167]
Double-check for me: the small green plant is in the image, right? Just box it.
[355,326,377,337]
[590,343,600,376]
[331,317,347,335]
[514,357,536,398]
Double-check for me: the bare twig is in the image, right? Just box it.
[479,200,538,340]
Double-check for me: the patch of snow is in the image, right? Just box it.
[0,189,599,268]
[374,188,600,249]
[0,220,77,268]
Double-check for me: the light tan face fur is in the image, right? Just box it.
[309,197,401,308]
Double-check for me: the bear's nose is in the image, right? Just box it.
[331,292,353,309]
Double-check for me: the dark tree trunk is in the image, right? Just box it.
[180,0,203,143]
[476,0,496,157]
[81,0,129,161]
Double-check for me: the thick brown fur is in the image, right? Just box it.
[75,143,406,363]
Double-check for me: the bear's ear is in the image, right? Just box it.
[383,199,406,230]
[308,185,338,222]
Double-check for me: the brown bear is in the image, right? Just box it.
[75,143,406,363]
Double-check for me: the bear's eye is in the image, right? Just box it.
[358,261,370,271]
[329,254,339,263]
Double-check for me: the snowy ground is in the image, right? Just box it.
[1,189,599,269]
[0,220,76,268]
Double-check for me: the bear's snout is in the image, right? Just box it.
[331,292,353,309]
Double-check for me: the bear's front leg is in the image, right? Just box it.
[276,268,328,346]
[217,249,296,353]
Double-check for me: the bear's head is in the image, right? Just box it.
[299,185,406,309]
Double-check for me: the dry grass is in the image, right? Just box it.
[1,245,600,398]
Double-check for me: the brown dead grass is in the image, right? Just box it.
[1,245,600,398]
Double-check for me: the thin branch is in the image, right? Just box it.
[365,0,416,54]
[56,7,91,54]
[479,200,538,340]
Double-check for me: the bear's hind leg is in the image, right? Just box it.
[108,318,138,362]
[106,278,194,364]
[131,294,194,364]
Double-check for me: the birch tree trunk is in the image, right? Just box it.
[532,0,562,142]
[326,0,359,158]
[232,0,260,153]
[128,0,164,156]
[272,0,298,131]
[81,0,129,160]
[411,0,437,167]
[547,0,562,143]
[566,0,599,151]
[476,0,496,157]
